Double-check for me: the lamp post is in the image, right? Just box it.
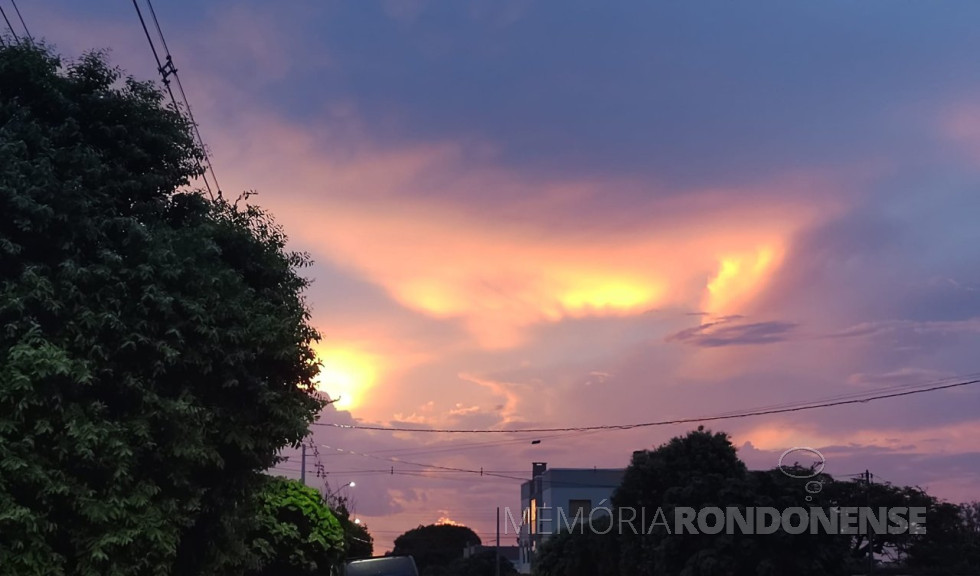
[326,481,355,501]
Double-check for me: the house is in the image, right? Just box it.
[515,462,624,573]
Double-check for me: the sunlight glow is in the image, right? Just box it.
[703,245,782,317]
[558,279,662,317]
[313,347,378,411]
[436,516,462,526]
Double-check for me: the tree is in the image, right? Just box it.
[959,501,980,571]
[731,468,850,576]
[533,514,618,576]
[612,427,749,576]
[246,477,345,576]
[0,43,325,575]
[450,549,519,576]
[391,524,482,574]
[331,495,374,559]
[821,479,980,573]
[609,427,850,576]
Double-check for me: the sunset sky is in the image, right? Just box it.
[28,0,980,551]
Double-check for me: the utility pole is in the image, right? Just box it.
[866,469,874,575]
[301,444,307,485]
[496,506,501,576]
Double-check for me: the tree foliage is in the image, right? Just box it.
[535,428,979,576]
[825,480,980,574]
[612,427,751,576]
[447,549,519,576]
[331,495,375,560]
[533,514,618,576]
[392,523,482,574]
[246,477,345,576]
[587,427,849,576]
[0,43,325,575]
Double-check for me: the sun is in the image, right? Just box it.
[313,347,377,411]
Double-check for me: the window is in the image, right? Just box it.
[568,499,591,522]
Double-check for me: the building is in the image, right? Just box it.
[515,462,624,573]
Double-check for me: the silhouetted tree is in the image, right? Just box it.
[533,514,618,576]
[392,524,481,574]
[610,427,849,576]
[612,427,749,576]
[330,495,374,560]
[450,549,519,576]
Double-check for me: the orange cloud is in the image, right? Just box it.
[739,419,980,456]
[272,171,828,348]
[703,245,785,320]
[197,99,844,350]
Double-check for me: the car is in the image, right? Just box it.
[342,555,419,576]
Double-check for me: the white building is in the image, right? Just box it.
[515,462,624,574]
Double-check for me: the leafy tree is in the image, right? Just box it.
[730,468,850,576]
[331,495,374,559]
[823,478,927,568]
[246,477,345,576]
[449,549,519,576]
[392,523,482,574]
[0,43,324,575]
[959,501,980,572]
[822,479,980,573]
[612,427,748,576]
[609,427,850,576]
[889,498,980,574]
[533,514,618,576]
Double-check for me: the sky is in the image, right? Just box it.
[16,0,980,553]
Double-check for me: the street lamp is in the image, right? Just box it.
[326,481,355,500]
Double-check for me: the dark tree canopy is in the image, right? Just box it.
[331,495,375,560]
[607,428,849,576]
[448,549,519,576]
[533,514,618,576]
[535,428,980,576]
[0,43,324,575]
[612,427,750,576]
[391,523,482,573]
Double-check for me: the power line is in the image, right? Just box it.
[315,376,980,434]
[320,444,625,489]
[361,430,603,458]
[10,0,29,41]
[131,0,220,201]
[0,3,20,44]
[280,468,531,475]
[705,373,975,419]
[322,444,528,482]
[144,0,222,197]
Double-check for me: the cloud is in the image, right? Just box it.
[666,318,799,347]
[847,368,957,388]
[829,318,980,343]
[225,118,835,349]
[33,0,980,551]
